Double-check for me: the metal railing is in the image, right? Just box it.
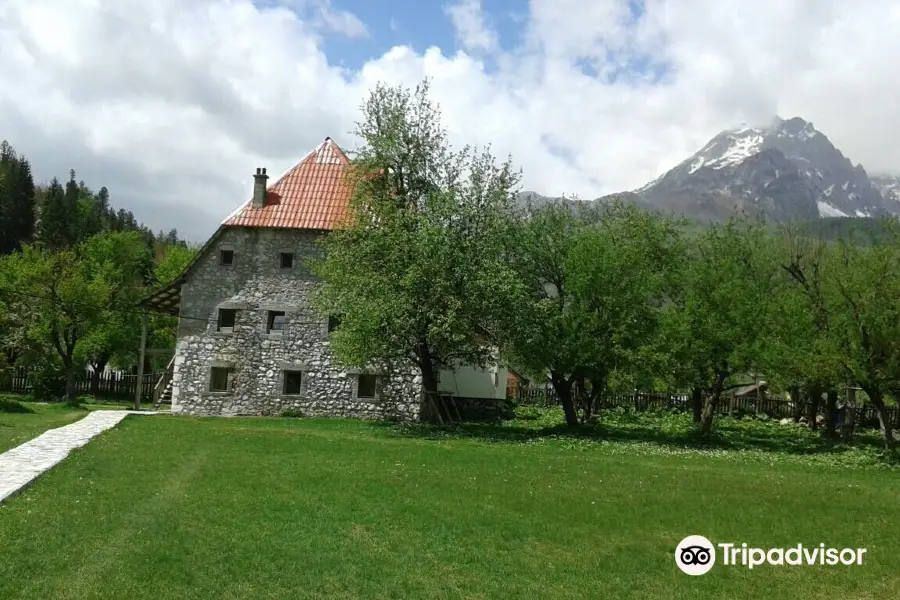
[152,355,176,408]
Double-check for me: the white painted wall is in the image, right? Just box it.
[437,362,508,399]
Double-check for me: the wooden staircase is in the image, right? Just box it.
[152,356,176,409]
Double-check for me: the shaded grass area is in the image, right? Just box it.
[0,399,88,454]
[386,406,900,469]
[0,415,898,599]
[0,395,136,454]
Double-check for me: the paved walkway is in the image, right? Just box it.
[0,410,159,503]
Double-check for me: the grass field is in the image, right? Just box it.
[0,396,137,454]
[0,408,898,599]
[0,398,90,453]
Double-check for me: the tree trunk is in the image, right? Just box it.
[415,342,442,424]
[823,389,839,439]
[865,388,896,452]
[551,373,579,428]
[841,388,856,441]
[587,374,606,423]
[578,373,605,424]
[699,372,727,435]
[575,375,589,423]
[64,360,78,405]
[89,358,108,397]
[4,347,19,366]
[419,357,439,394]
[791,386,804,422]
[805,384,821,430]
[691,386,703,424]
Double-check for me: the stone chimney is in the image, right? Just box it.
[252,167,269,208]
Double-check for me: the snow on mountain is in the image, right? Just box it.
[872,174,900,208]
[518,119,900,225]
[689,128,766,171]
[635,116,892,222]
[817,201,849,218]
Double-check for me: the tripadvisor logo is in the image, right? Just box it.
[675,535,867,576]
[676,535,716,575]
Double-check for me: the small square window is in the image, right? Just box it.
[328,315,342,333]
[266,310,287,334]
[283,370,303,395]
[210,367,234,392]
[217,309,237,332]
[280,252,294,269]
[220,250,234,266]
[357,374,379,399]
[267,311,287,334]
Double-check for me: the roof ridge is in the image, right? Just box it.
[221,137,352,231]
[322,137,351,165]
[266,137,349,189]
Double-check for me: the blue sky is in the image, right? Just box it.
[309,0,666,83]
[317,0,528,69]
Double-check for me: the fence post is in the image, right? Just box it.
[134,313,148,410]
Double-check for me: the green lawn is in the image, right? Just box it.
[0,399,90,453]
[0,411,898,599]
[0,396,137,454]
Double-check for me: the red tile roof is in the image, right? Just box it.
[222,137,353,230]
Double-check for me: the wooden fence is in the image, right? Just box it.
[510,387,900,430]
[2,366,162,401]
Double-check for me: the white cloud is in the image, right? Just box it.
[1,0,900,241]
[444,0,498,53]
[274,0,368,38]
[307,0,368,38]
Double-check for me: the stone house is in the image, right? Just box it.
[142,137,505,418]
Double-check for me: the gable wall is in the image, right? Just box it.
[171,226,421,418]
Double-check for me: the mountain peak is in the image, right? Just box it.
[636,116,890,222]
[773,116,818,140]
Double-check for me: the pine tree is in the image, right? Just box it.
[115,208,128,231]
[9,155,36,250]
[37,177,74,250]
[0,141,36,254]
[0,168,8,253]
[1,140,172,251]
[96,187,111,231]
[64,170,82,242]
[76,181,103,240]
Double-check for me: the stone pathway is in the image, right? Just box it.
[0,410,160,503]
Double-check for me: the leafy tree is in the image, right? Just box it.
[766,229,846,434]
[823,226,900,450]
[146,244,196,369]
[313,80,520,414]
[152,244,195,286]
[0,245,113,402]
[498,202,591,426]
[658,219,778,435]
[0,260,33,388]
[78,232,153,393]
[501,201,681,426]
[767,222,900,450]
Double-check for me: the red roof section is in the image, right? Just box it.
[223,138,353,230]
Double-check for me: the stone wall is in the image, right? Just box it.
[171,226,421,419]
